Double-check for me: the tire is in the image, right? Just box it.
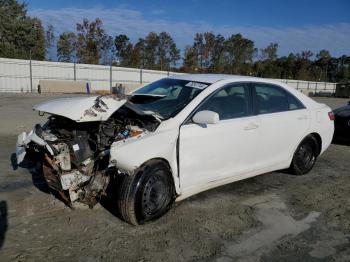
[117,160,175,225]
[290,135,319,176]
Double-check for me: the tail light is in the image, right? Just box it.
[328,111,335,121]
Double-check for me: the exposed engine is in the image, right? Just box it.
[23,105,159,207]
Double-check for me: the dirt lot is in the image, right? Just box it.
[0,94,349,261]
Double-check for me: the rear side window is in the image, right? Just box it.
[254,84,304,114]
[286,93,305,110]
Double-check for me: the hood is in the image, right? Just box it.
[34,95,127,122]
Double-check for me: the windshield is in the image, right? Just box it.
[128,78,209,119]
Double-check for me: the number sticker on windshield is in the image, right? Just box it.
[185,82,208,89]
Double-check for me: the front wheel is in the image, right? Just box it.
[289,135,319,176]
[117,160,175,225]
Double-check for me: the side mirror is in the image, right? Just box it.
[192,110,219,125]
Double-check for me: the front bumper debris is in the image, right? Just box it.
[16,129,54,165]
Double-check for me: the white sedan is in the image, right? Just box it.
[16,74,334,225]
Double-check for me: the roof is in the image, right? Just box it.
[169,73,262,84]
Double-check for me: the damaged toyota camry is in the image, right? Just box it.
[16,74,334,225]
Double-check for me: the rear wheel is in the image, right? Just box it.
[117,160,175,225]
[290,135,319,175]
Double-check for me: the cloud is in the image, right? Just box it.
[29,7,350,57]
[151,9,165,15]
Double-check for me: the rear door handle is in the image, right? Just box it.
[298,115,309,120]
[244,123,259,130]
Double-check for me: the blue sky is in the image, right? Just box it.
[26,0,350,57]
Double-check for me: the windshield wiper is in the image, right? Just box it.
[128,94,166,104]
[129,93,166,98]
[124,102,163,122]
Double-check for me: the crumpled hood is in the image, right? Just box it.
[34,95,127,122]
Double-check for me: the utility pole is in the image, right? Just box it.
[110,62,113,93]
[73,62,76,81]
[29,50,33,93]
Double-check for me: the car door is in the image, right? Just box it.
[179,83,261,192]
[252,83,310,169]
[335,108,350,141]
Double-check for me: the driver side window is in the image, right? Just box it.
[197,84,250,120]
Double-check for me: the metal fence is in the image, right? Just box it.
[0,57,337,95]
[0,57,181,93]
[277,79,337,96]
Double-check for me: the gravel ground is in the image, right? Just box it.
[0,93,349,261]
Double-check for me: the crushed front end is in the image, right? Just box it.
[16,96,159,208]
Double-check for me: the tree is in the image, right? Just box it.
[45,24,55,60]
[100,35,114,65]
[143,32,159,69]
[189,32,225,73]
[278,53,297,79]
[114,34,133,66]
[158,32,180,70]
[0,0,45,60]
[133,38,146,68]
[169,42,180,69]
[210,34,226,72]
[224,34,256,74]
[295,50,314,80]
[193,33,205,71]
[182,46,198,72]
[261,43,278,60]
[75,18,112,64]
[57,32,76,62]
[315,49,331,81]
[257,43,280,78]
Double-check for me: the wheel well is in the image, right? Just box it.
[310,132,322,156]
[140,158,172,172]
[139,158,175,189]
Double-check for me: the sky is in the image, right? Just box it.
[25,0,350,57]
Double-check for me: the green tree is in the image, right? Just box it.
[75,18,112,64]
[100,35,114,65]
[190,32,225,73]
[57,32,76,62]
[45,24,55,60]
[224,34,256,74]
[210,34,226,73]
[258,43,280,78]
[182,46,198,72]
[143,32,159,69]
[0,0,45,60]
[114,34,133,66]
[261,42,278,60]
[295,50,313,80]
[193,33,205,71]
[315,49,331,81]
[158,32,180,70]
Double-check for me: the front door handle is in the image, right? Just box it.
[244,123,259,130]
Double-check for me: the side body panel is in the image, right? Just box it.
[254,109,311,169]
[179,116,260,192]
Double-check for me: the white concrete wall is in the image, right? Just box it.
[0,57,337,94]
[0,58,179,93]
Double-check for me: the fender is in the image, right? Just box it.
[109,128,181,194]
